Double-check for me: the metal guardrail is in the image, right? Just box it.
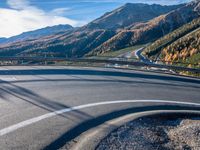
[0,56,200,74]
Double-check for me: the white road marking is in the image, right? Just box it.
[0,77,17,81]
[0,99,200,136]
[134,47,144,59]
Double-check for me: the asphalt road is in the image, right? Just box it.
[0,66,200,150]
[134,47,152,64]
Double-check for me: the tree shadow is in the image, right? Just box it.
[0,81,92,121]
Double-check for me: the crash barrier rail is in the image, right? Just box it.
[0,56,199,74]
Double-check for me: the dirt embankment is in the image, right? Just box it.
[96,114,200,150]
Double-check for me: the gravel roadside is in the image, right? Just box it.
[96,114,200,150]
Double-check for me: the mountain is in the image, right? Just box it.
[85,3,182,30]
[0,24,73,45]
[0,2,192,57]
[90,0,200,56]
[0,38,6,43]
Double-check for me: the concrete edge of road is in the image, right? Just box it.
[65,110,200,150]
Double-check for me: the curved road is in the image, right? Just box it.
[134,47,151,63]
[0,66,200,150]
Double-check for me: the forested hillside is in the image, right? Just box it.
[143,17,200,59]
[161,28,200,68]
[143,16,200,69]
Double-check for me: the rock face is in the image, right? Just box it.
[0,1,199,57]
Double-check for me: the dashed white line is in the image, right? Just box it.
[0,99,200,136]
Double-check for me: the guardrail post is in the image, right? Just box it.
[45,53,47,65]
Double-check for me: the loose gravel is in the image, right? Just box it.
[96,114,200,150]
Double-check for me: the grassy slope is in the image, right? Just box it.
[96,45,145,58]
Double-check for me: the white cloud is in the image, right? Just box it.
[52,8,71,15]
[0,0,80,38]
[7,0,30,9]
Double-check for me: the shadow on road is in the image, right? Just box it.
[0,68,199,85]
[0,81,92,121]
[1,77,199,89]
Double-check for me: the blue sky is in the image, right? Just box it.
[0,0,191,38]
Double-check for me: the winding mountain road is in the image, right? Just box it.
[0,66,199,150]
[134,47,152,63]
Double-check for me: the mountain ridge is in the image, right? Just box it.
[0,2,197,58]
[0,24,73,45]
[85,3,183,30]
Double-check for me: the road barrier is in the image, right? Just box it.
[0,56,199,74]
